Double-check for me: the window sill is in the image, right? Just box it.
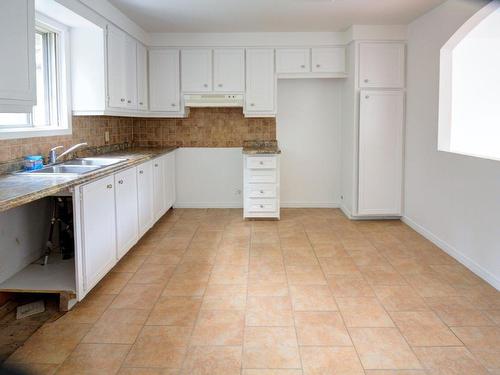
[0,127,72,140]
[438,148,500,163]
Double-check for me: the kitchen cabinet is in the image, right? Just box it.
[244,155,280,219]
[245,49,276,116]
[149,49,181,112]
[213,49,245,92]
[358,90,404,216]
[181,48,212,92]
[359,42,405,88]
[166,151,176,209]
[0,0,36,112]
[79,175,117,293]
[137,160,154,236]
[276,48,310,74]
[114,167,139,259]
[136,43,148,110]
[152,156,166,221]
[312,47,345,74]
[124,36,138,109]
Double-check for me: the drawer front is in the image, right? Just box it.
[247,184,277,198]
[247,199,277,213]
[247,156,277,169]
[247,169,276,184]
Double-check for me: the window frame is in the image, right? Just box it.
[0,12,72,139]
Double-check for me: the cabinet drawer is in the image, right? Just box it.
[247,184,277,198]
[246,156,277,169]
[247,199,278,213]
[247,169,276,184]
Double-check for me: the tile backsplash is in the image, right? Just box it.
[0,108,276,165]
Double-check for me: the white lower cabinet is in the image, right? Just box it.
[164,151,176,209]
[78,175,117,294]
[137,160,154,236]
[152,156,166,221]
[114,167,139,259]
[244,154,280,219]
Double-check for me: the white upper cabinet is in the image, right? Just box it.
[0,0,36,111]
[276,48,310,73]
[124,36,138,109]
[136,43,148,110]
[149,49,181,112]
[245,49,275,115]
[312,47,346,74]
[213,49,245,92]
[107,25,127,109]
[181,49,212,92]
[359,42,405,88]
[358,90,404,216]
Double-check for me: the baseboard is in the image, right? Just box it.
[174,202,243,209]
[280,202,340,208]
[402,215,500,291]
[340,204,353,219]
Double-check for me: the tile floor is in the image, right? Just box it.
[4,208,500,374]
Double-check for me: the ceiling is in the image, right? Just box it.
[108,0,448,33]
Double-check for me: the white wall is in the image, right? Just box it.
[277,79,342,207]
[404,0,500,290]
[175,148,244,208]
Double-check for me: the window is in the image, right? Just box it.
[439,2,500,161]
[0,13,71,137]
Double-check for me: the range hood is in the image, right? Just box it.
[184,94,244,108]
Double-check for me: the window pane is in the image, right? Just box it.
[33,32,49,127]
[0,113,31,127]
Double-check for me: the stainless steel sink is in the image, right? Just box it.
[16,157,128,176]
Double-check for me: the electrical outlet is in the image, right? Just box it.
[104,131,110,143]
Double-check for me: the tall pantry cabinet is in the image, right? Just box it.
[341,42,406,218]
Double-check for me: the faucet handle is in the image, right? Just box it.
[50,145,64,152]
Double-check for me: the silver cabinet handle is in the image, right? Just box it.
[139,170,144,174]
[300,64,305,68]
[127,100,132,104]
[154,163,159,167]
[118,180,124,184]
[139,102,144,105]
[120,98,125,102]
[260,190,264,194]
[106,184,112,189]
[171,103,176,107]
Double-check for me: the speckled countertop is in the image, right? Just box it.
[242,140,281,155]
[0,146,176,213]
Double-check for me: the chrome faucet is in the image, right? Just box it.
[48,142,88,164]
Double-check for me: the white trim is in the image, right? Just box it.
[174,202,243,209]
[281,202,340,208]
[0,127,71,140]
[402,215,500,291]
[277,73,347,80]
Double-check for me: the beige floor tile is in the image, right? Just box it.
[242,370,303,375]
[337,297,394,327]
[484,310,500,325]
[404,273,458,297]
[349,327,422,370]
[162,279,207,297]
[191,310,245,346]
[250,243,282,258]
[300,346,364,375]
[450,326,500,351]
[118,368,179,375]
[113,254,147,273]
[364,371,426,375]
[124,326,190,368]
[248,281,289,297]
[209,263,248,285]
[147,296,202,326]
[388,258,434,275]
[312,244,348,258]
[360,265,407,286]
[470,349,500,371]
[146,251,183,266]
[4,363,59,375]
[246,296,294,327]
[374,285,428,312]
[110,284,163,310]
[319,257,361,277]
[56,304,106,325]
[390,311,462,346]
[216,248,250,265]
[129,264,176,285]
[294,312,351,346]
[55,343,130,374]
[328,276,375,297]
[181,346,242,375]
[83,308,149,344]
[243,326,301,369]
[202,284,247,310]
[424,296,495,326]
[414,346,489,375]
[92,272,134,295]
[286,265,327,285]
[289,285,337,311]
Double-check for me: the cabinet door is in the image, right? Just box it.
[181,49,212,92]
[107,25,127,108]
[276,48,310,73]
[358,90,404,216]
[359,43,405,88]
[137,160,154,236]
[136,43,148,111]
[152,156,166,222]
[214,49,245,92]
[124,36,137,109]
[80,175,117,293]
[245,49,275,114]
[312,47,345,73]
[149,49,181,112]
[0,0,36,111]
[115,167,139,259]
[164,152,176,209]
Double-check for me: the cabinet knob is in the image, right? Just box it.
[316,64,321,68]
[364,79,369,83]
[259,161,264,165]
[365,95,370,99]
[139,170,144,174]
[260,190,264,194]
[106,184,113,189]
[203,84,208,87]
[154,163,159,167]
[171,103,176,107]
[139,102,144,105]
[300,64,305,68]
[120,98,125,102]
[260,205,264,208]
[250,103,255,107]
[118,180,124,184]
[218,84,223,87]
[127,100,132,104]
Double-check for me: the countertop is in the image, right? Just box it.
[0,146,176,213]
[242,140,281,155]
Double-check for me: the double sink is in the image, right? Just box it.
[17,157,128,176]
